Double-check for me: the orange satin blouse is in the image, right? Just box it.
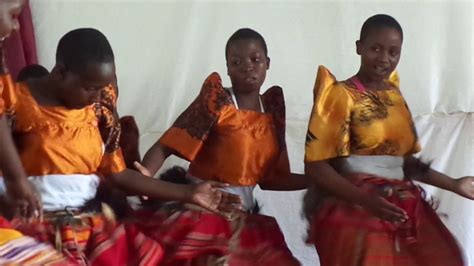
[0,74,125,176]
[159,73,290,186]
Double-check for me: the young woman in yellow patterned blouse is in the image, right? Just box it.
[304,14,472,266]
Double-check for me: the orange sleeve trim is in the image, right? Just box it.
[159,127,203,162]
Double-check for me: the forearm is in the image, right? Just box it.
[404,156,456,192]
[141,142,170,176]
[109,169,192,202]
[411,168,456,192]
[259,173,309,191]
[0,117,27,184]
[305,160,370,205]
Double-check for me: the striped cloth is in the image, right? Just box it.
[307,174,465,266]
[11,212,164,265]
[132,206,300,266]
[0,228,70,265]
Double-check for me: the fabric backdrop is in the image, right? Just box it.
[29,1,474,265]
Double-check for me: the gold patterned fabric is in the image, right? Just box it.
[305,66,420,162]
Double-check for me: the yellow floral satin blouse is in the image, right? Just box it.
[305,66,420,162]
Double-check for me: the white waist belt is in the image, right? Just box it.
[340,155,405,180]
[0,174,99,211]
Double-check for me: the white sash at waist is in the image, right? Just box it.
[340,155,404,180]
[0,174,99,211]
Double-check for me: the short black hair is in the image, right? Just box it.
[159,166,189,185]
[16,64,49,82]
[225,28,268,58]
[56,28,114,73]
[360,14,403,41]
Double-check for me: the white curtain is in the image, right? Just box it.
[30,1,474,265]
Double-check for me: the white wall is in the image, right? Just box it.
[30,1,474,265]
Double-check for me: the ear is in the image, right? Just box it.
[226,60,230,76]
[266,57,270,70]
[356,40,362,55]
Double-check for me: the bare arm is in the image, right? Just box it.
[0,117,27,184]
[404,155,474,199]
[306,160,371,204]
[109,169,241,213]
[0,42,24,182]
[0,42,42,220]
[305,160,408,222]
[404,155,455,191]
[0,118,42,220]
[141,142,172,177]
[109,169,194,200]
[259,173,309,191]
